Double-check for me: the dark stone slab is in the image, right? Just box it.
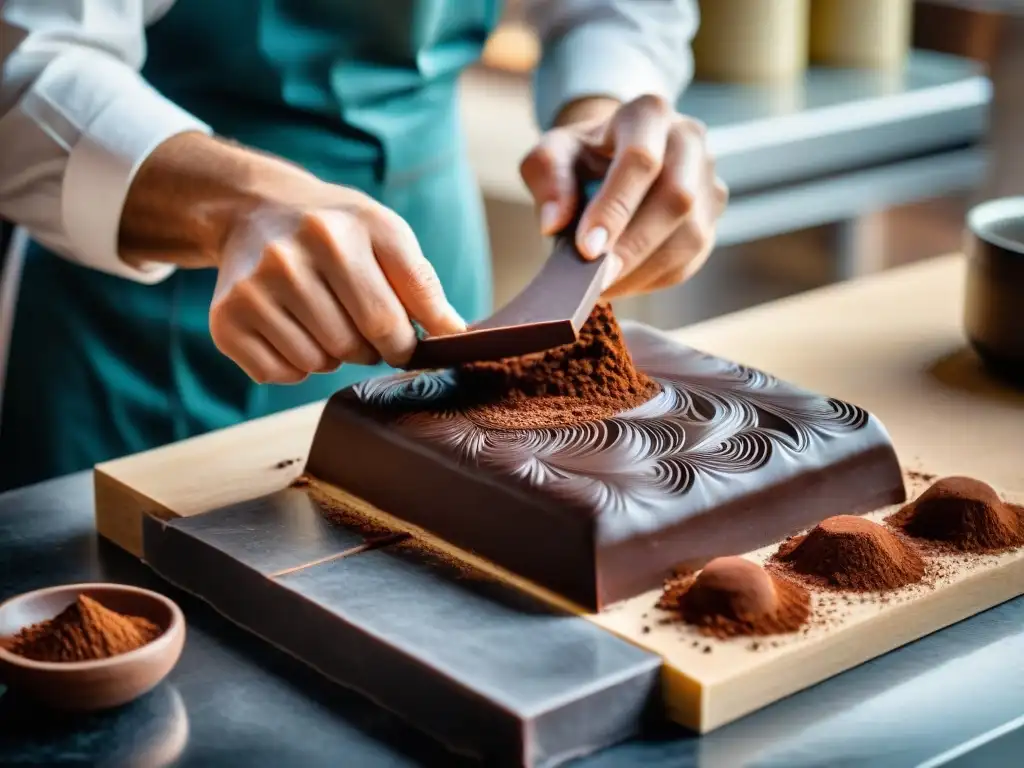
[141,506,660,768]
[307,321,906,610]
[148,488,368,576]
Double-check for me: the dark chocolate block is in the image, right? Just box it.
[142,502,660,768]
[307,321,906,610]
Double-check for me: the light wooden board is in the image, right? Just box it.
[282,471,1024,733]
[100,441,1024,735]
[93,253,1024,730]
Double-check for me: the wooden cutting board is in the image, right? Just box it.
[95,254,1024,732]
[96,424,1024,734]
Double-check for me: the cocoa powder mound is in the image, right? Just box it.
[453,303,661,430]
[7,595,161,663]
[773,515,925,591]
[658,557,810,639]
[886,476,1024,553]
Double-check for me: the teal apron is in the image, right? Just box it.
[0,0,500,491]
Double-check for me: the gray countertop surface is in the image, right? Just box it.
[0,472,1022,767]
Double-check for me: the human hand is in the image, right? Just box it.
[520,95,728,298]
[208,187,465,384]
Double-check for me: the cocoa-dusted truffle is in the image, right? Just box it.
[659,556,810,638]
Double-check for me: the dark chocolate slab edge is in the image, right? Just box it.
[308,397,602,607]
[141,513,660,766]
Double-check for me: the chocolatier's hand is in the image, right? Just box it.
[209,186,466,384]
[117,133,465,385]
[520,95,728,298]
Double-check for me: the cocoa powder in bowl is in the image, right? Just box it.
[886,476,1024,552]
[454,303,661,430]
[7,594,161,663]
[658,557,810,639]
[773,515,925,591]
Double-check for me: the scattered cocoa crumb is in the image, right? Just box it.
[392,537,492,582]
[702,646,712,654]
[274,458,301,470]
[641,626,651,634]
[310,489,401,542]
[657,572,696,611]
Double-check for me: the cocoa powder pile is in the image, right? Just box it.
[454,303,661,430]
[658,556,811,639]
[772,515,925,591]
[886,476,1024,553]
[6,595,161,663]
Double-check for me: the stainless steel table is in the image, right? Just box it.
[1,472,1021,767]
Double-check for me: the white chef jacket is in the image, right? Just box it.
[0,0,698,405]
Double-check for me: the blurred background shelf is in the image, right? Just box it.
[3,0,1021,336]
[466,51,989,328]
[465,52,988,206]
[472,0,1024,331]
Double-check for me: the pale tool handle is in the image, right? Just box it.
[692,0,810,83]
[810,0,914,69]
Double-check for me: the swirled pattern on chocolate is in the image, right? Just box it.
[348,331,870,518]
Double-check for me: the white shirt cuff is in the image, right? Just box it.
[22,48,212,284]
[534,23,692,130]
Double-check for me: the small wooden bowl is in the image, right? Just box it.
[0,583,185,712]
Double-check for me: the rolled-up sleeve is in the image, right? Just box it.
[525,0,700,129]
[0,0,211,283]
